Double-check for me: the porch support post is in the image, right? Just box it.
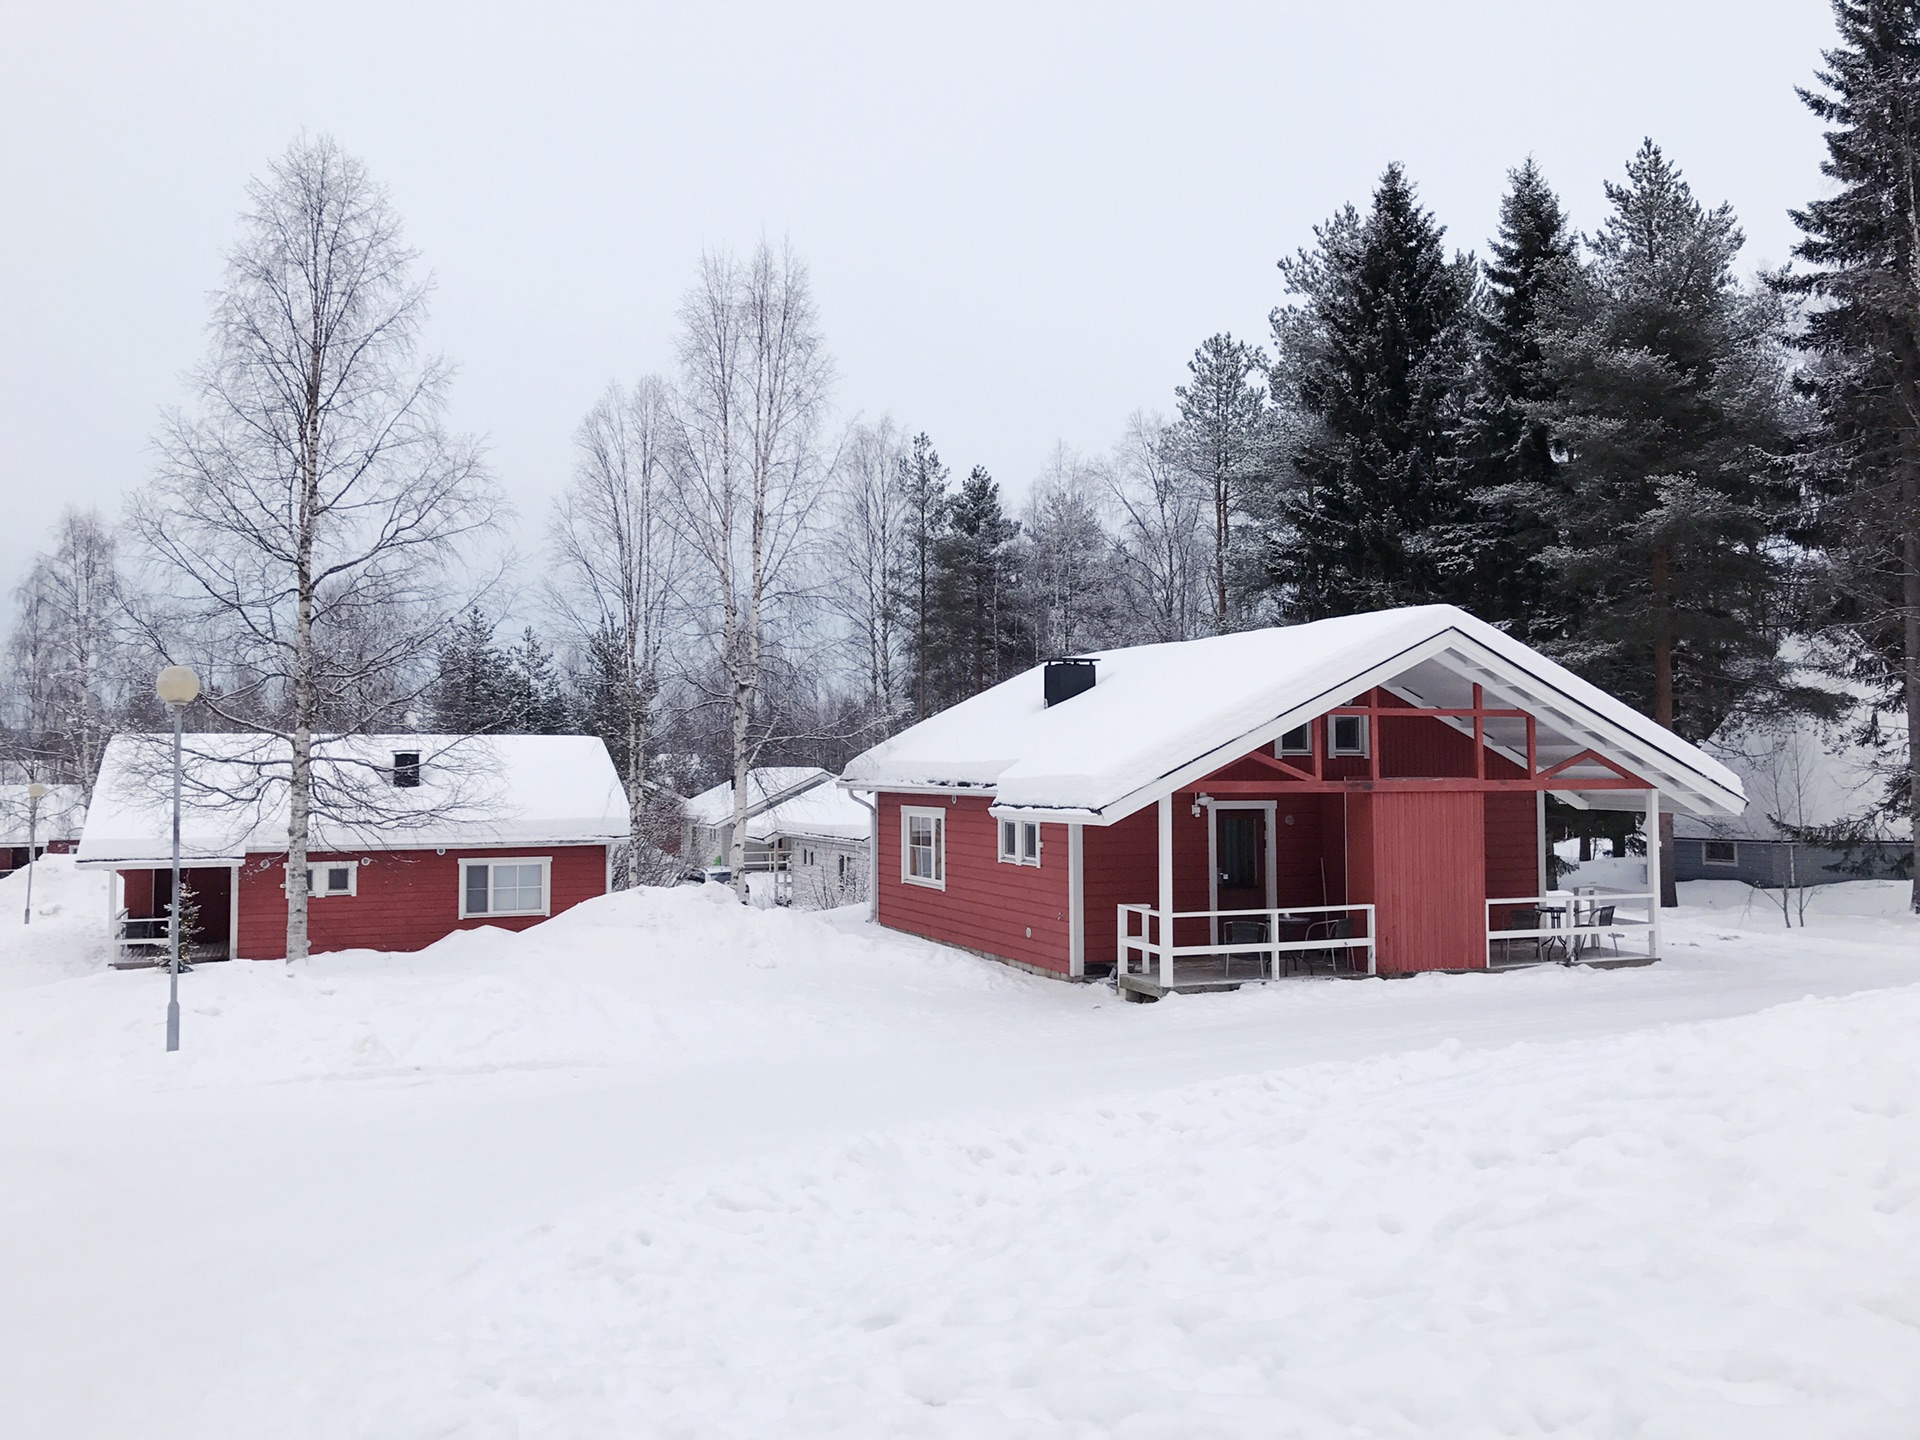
[1067,823,1085,978]
[1536,791,1548,896]
[229,864,241,961]
[1157,794,1174,987]
[1646,788,1662,959]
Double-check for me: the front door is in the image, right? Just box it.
[1213,805,1271,921]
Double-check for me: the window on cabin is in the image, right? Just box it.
[287,862,356,897]
[1702,840,1738,867]
[392,751,422,788]
[1329,714,1369,756]
[999,818,1041,866]
[1277,724,1312,756]
[903,809,945,887]
[461,858,550,917]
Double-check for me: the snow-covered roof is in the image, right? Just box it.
[685,767,833,828]
[76,733,629,868]
[0,784,87,844]
[840,605,1746,823]
[1675,698,1910,843]
[747,783,871,845]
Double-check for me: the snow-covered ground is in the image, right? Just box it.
[1,857,1915,1438]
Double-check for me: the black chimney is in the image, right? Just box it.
[1043,658,1096,707]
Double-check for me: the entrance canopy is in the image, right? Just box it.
[840,605,1745,824]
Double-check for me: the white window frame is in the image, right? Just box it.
[901,807,946,889]
[1701,839,1738,867]
[1276,724,1312,757]
[998,817,1043,867]
[458,855,553,919]
[287,860,358,897]
[1329,713,1370,757]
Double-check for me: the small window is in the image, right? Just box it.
[1329,714,1369,757]
[998,818,1041,867]
[1277,724,1312,756]
[1702,840,1738,866]
[902,807,945,888]
[460,857,551,918]
[288,862,357,897]
[392,751,421,788]
[838,854,850,880]
[803,847,816,867]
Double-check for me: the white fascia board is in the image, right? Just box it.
[837,779,999,799]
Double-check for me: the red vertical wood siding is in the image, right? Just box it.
[1483,793,1540,934]
[875,794,1074,971]
[233,844,607,959]
[1370,791,1485,973]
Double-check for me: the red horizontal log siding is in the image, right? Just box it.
[233,844,607,960]
[877,794,1072,972]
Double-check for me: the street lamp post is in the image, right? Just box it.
[155,665,201,1053]
[22,780,47,925]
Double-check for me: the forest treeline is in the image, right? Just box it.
[4,2,1918,919]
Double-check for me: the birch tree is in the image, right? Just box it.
[1107,411,1208,642]
[670,241,832,897]
[549,378,686,885]
[131,135,496,961]
[5,509,126,786]
[825,416,909,715]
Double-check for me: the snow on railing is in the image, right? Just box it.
[1485,891,1656,967]
[1116,902,1377,986]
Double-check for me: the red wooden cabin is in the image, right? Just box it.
[76,734,628,962]
[841,606,1745,995]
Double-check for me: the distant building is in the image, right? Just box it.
[684,766,871,908]
[76,734,628,960]
[0,784,87,874]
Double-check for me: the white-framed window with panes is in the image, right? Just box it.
[1328,713,1370,757]
[997,817,1042,867]
[287,860,359,897]
[900,807,946,889]
[1702,839,1738,867]
[459,856,552,918]
[1276,723,1312,757]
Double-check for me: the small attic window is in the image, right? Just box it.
[1277,724,1311,756]
[1329,715,1369,757]
[392,750,422,788]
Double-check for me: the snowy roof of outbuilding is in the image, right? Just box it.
[76,733,629,868]
[0,784,88,844]
[684,768,834,828]
[840,605,1746,823]
[747,783,872,845]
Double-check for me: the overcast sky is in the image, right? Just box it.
[0,0,1839,611]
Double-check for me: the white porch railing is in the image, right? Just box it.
[1485,891,1656,967]
[1117,903,1377,987]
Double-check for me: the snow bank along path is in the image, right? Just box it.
[0,858,1916,1437]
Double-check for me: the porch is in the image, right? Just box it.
[1116,902,1376,999]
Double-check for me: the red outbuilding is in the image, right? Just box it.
[76,734,628,962]
[840,605,1747,997]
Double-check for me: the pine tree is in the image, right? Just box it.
[1264,164,1478,617]
[1172,335,1269,630]
[928,466,1023,705]
[1541,140,1796,903]
[1783,0,1920,908]
[897,432,951,719]
[429,607,514,732]
[1459,158,1580,634]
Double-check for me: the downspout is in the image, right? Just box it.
[848,790,878,923]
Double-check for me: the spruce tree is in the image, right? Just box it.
[897,432,951,719]
[928,466,1023,705]
[502,626,570,733]
[1540,141,1795,903]
[1460,158,1580,634]
[1265,164,1478,617]
[1783,0,1920,908]
[429,607,514,732]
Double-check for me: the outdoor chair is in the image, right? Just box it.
[1503,907,1569,965]
[1571,904,1616,961]
[1220,917,1269,981]
[1304,916,1353,974]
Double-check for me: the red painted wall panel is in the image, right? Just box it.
[1484,793,1540,934]
[1371,791,1486,973]
[876,794,1074,972]
[233,844,607,959]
